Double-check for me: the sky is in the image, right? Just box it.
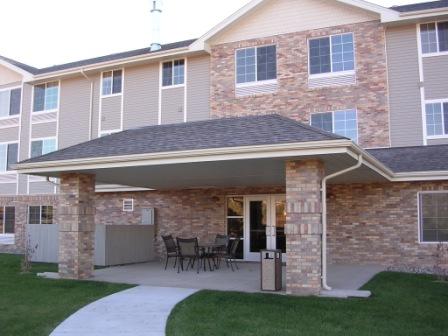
[0,0,432,68]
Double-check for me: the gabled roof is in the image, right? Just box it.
[0,55,37,77]
[190,0,399,51]
[19,114,346,164]
[368,144,448,173]
[392,0,448,13]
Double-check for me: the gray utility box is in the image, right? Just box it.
[260,249,282,291]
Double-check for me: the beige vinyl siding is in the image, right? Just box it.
[211,0,378,45]
[17,174,27,195]
[428,138,448,145]
[18,84,33,195]
[28,181,54,195]
[0,81,22,91]
[101,95,121,131]
[59,77,91,149]
[0,127,19,142]
[187,56,210,122]
[423,56,448,100]
[161,87,184,124]
[0,183,17,195]
[123,63,159,129]
[31,122,57,139]
[0,65,22,86]
[386,25,423,147]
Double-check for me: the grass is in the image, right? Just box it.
[167,272,448,336]
[0,254,132,336]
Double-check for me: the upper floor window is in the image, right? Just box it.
[309,33,355,75]
[33,82,59,112]
[425,101,448,137]
[30,138,56,158]
[28,205,54,225]
[0,143,18,172]
[420,22,448,54]
[419,192,448,242]
[162,60,185,87]
[311,109,358,142]
[236,45,277,84]
[0,88,21,118]
[102,70,123,96]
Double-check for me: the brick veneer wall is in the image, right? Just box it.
[0,194,59,254]
[210,20,390,148]
[327,181,448,268]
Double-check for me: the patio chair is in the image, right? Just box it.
[176,237,201,274]
[162,235,179,270]
[222,239,240,272]
[213,234,229,268]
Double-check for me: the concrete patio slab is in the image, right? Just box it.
[50,286,197,336]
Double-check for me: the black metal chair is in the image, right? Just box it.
[213,234,229,268]
[176,237,201,273]
[222,239,240,271]
[162,235,179,270]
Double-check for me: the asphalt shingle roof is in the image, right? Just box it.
[391,0,448,13]
[19,114,346,165]
[367,145,448,173]
[0,39,195,75]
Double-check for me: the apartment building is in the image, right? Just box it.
[1,0,448,294]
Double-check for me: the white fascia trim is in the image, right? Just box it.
[0,59,34,81]
[15,140,355,173]
[392,171,448,182]
[384,10,448,24]
[95,184,152,193]
[190,0,398,50]
[27,47,193,82]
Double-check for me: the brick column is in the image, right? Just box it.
[58,173,95,279]
[285,160,324,295]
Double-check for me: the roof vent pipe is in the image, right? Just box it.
[150,0,162,51]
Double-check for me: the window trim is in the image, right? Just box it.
[420,21,448,57]
[32,81,60,113]
[310,109,359,143]
[0,206,15,235]
[308,32,356,78]
[29,137,58,160]
[417,191,448,244]
[28,205,54,225]
[0,141,19,174]
[234,44,278,87]
[424,99,448,140]
[161,59,186,89]
[0,86,22,120]
[123,199,134,212]
[100,69,124,97]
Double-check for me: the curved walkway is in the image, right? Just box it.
[50,286,197,336]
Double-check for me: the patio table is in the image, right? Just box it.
[198,243,226,272]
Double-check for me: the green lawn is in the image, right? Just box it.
[167,272,448,336]
[0,254,132,336]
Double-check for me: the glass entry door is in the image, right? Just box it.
[244,196,286,261]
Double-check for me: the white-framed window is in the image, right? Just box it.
[102,70,123,96]
[0,88,21,118]
[123,199,134,212]
[162,59,185,87]
[33,82,59,112]
[0,206,15,234]
[226,196,244,259]
[420,21,448,54]
[30,138,57,159]
[310,109,358,142]
[419,192,448,243]
[28,205,54,225]
[0,143,18,173]
[425,101,448,137]
[309,33,355,76]
[235,45,277,85]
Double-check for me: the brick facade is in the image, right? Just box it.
[58,173,95,279]
[285,160,324,295]
[327,181,448,269]
[210,20,390,148]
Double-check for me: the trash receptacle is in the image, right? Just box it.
[260,249,282,291]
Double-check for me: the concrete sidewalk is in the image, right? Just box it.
[50,286,197,336]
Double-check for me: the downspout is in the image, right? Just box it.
[321,154,363,290]
[81,69,94,140]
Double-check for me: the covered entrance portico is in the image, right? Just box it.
[15,115,394,295]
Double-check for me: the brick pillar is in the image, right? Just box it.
[285,159,324,295]
[58,173,95,279]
